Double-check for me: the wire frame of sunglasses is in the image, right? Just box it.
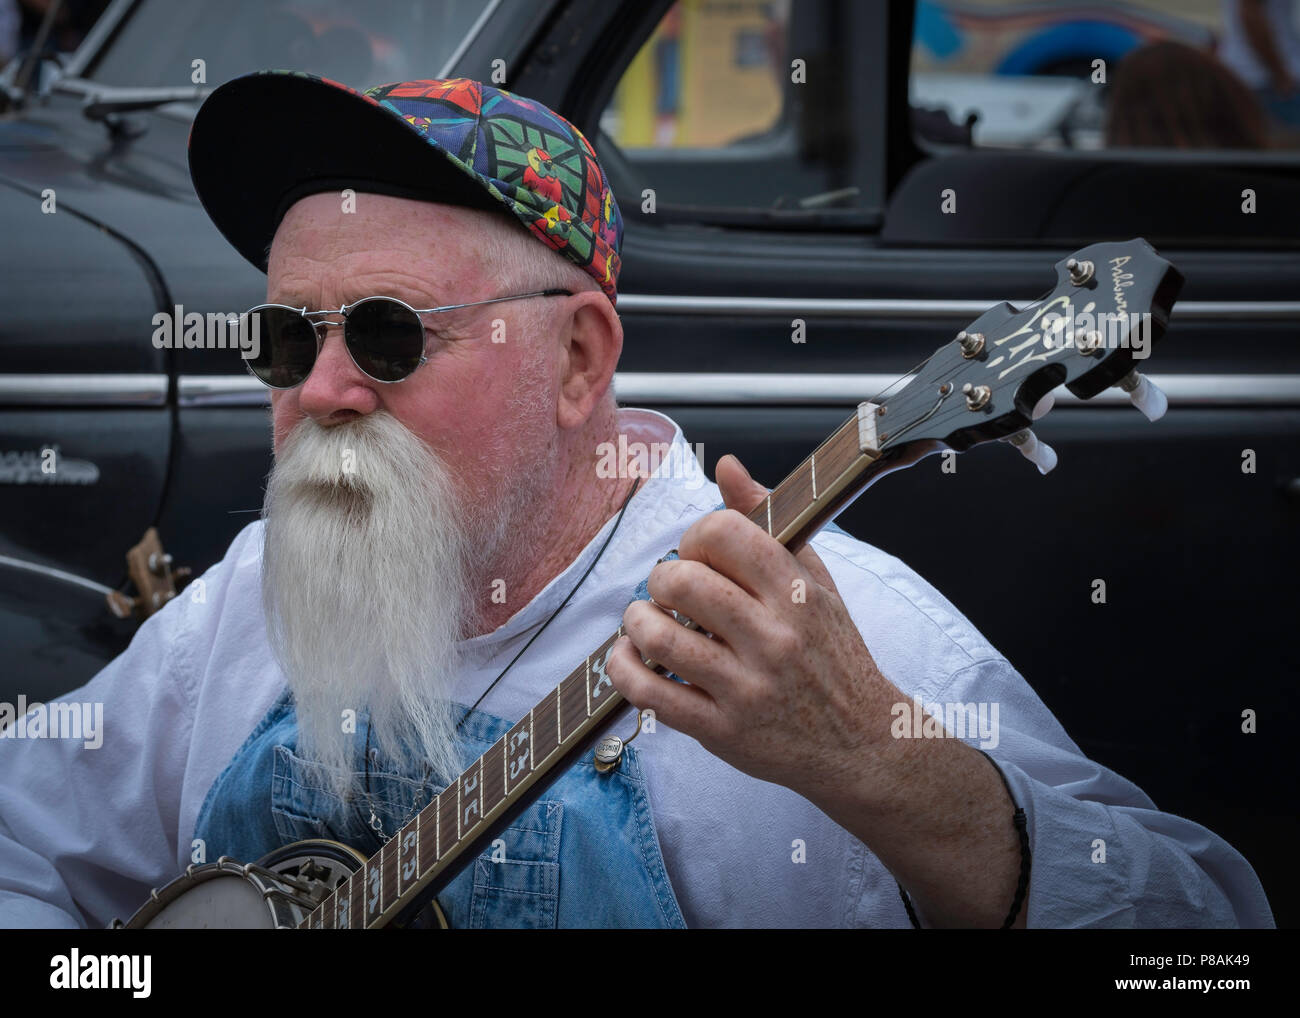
[241,288,573,389]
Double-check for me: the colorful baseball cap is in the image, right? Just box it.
[188,71,624,303]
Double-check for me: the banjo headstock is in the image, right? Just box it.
[872,239,1184,470]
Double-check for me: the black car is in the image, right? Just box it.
[2,0,1297,925]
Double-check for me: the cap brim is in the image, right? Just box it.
[188,71,505,273]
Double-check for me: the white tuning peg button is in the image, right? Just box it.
[1115,370,1167,422]
[1002,428,1058,474]
[1031,392,1056,420]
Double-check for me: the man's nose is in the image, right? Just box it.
[295,321,381,420]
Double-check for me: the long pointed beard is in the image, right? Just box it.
[261,412,477,802]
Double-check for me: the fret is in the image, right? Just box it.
[418,794,438,873]
[381,839,398,917]
[558,672,586,743]
[363,858,382,926]
[589,638,615,705]
[437,785,457,860]
[397,818,419,896]
[585,654,591,716]
[765,492,772,535]
[460,757,483,835]
[810,452,818,499]
[504,716,531,793]
[336,874,353,930]
[529,709,535,771]
[556,684,563,744]
[347,867,362,929]
[532,682,560,766]
[456,771,462,840]
[482,738,506,822]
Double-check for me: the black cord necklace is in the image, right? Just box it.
[363,476,642,838]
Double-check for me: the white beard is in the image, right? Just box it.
[261,411,483,803]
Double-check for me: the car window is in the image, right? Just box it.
[910,0,1300,152]
[598,0,878,222]
[891,0,1300,249]
[85,0,485,90]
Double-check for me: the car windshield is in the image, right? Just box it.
[84,0,487,92]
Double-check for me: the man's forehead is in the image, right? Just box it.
[272,191,486,246]
[268,192,494,300]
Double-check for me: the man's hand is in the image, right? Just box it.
[607,454,898,804]
[605,453,1027,928]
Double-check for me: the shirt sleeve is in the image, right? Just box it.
[934,657,1275,928]
[0,597,197,929]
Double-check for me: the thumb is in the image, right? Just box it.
[716,454,771,517]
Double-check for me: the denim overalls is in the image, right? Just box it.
[193,688,685,928]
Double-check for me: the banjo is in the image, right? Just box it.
[113,238,1182,929]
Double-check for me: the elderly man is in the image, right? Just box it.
[0,74,1274,929]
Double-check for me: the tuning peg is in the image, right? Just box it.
[1002,428,1057,474]
[1115,369,1167,422]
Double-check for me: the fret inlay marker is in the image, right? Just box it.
[810,453,818,499]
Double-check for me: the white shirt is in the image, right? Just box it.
[0,408,1275,927]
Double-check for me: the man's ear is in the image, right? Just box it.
[555,291,622,431]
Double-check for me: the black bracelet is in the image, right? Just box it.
[897,749,1031,929]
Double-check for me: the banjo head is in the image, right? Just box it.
[121,860,290,929]
[115,838,449,929]
[118,839,365,930]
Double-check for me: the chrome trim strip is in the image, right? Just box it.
[612,373,1300,407]
[178,375,268,407]
[0,375,167,406]
[614,295,1300,319]
[172,374,1300,408]
[0,554,116,598]
[4,370,1296,408]
[438,0,504,78]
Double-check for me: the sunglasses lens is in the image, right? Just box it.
[345,299,425,382]
[245,307,317,388]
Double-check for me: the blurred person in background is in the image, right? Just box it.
[1106,40,1271,149]
[1219,0,1300,130]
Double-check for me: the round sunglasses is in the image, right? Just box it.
[240,288,572,389]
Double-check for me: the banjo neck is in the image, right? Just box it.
[303,405,894,929]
